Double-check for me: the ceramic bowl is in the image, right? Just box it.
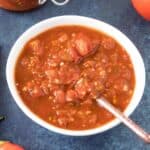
[6,15,145,136]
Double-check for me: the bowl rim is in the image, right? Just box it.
[6,15,145,136]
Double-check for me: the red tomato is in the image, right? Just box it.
[132,0,150,21]
[68,47,81,62]
[0,141,24,150]
[66,90,78,102]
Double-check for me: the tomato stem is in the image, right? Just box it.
[0,116,5,122]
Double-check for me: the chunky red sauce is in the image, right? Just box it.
[15,26,135,130]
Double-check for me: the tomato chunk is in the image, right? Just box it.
[58,64,80,84]
[23,82,44,98]
[75,78,91,99]
[54,90,66,104]
[67,47,81,63]
[58,33,68,43]
[29,40,44,56]
[101,37,116,50]
[45,69,61,84]
[73,33,92,56]
[66,90,78,102]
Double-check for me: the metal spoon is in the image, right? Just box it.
[97,98,150,143]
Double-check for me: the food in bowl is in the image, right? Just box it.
[15,25,135,130]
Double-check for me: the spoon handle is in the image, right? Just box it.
[97,98,150,143]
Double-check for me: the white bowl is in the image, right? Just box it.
[6,15,145,136]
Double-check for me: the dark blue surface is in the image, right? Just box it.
[0,0,150,149]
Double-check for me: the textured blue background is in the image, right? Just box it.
[0,0,150,149]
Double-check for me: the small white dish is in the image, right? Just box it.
[6,15,145,136]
